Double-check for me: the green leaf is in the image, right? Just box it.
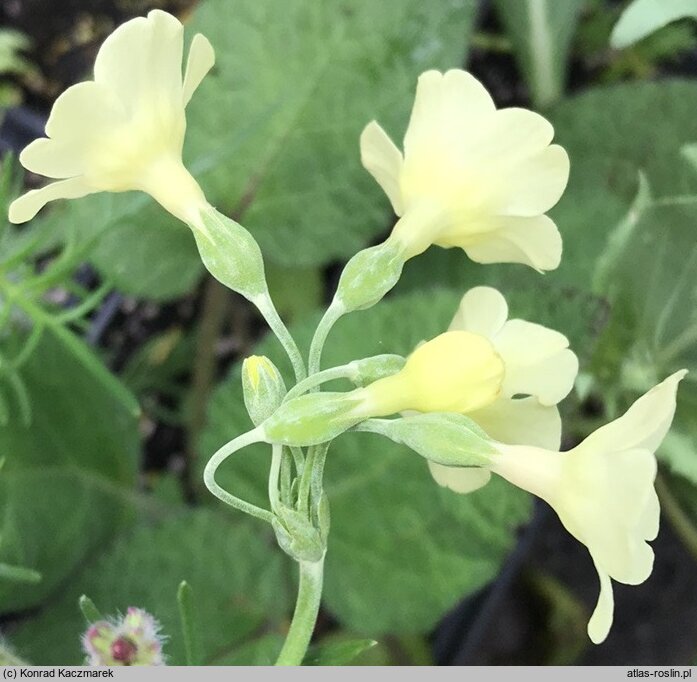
[200,290,531,635]
[593,199,697,482]
[304,638,377,665]
[34,194,204,301]
[552,80,697,199]
[10,510,291,666]
[0,563,41,584]
[610,0,697,49]
[492,0,585,107]
[0,326,139,613]
[78,595,103,623]
[177,581,202,666]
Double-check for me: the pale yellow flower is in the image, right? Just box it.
[425,286,578,493]
[9,10,214,226]
[360,70,569,270]
[489,370,686,643]
[352,330,505,419]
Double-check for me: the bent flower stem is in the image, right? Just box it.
[203,426,273,524]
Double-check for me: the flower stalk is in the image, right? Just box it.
[275,559,325,666]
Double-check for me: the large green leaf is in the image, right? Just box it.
[32,192,204,301]
[492,0,585,107]
[594,199,697,483]
[200,290,531,635]
[36,0,476,301]
[0,326,139,612]
[552,80,697,199]
[9,510,291,665]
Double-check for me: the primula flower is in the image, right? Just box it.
[489,370,686,643]
[82,607,165,666]
[262,330,507,447]
[360,69,569,270]
[9,10,214,226]
[352,330,506,418]
[428,286,578,493]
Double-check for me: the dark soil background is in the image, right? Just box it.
[2,0,696,666]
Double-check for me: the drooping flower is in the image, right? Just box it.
[360,69,569,271]
[489,370,686,643]
[428,286,578,493]
[9,10,214,226]
[82,607,166,666]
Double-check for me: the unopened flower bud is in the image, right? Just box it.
[242,355,286,426]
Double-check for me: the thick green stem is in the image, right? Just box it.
[275,559,325,666]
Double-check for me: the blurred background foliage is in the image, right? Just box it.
[0,0,696,666]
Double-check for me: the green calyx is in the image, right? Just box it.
[189,205,267,300]
[347,354,406,387]
[262,392,364,447]
[356,412,499,468]
[333,240,405,313]
[272,502,326,563]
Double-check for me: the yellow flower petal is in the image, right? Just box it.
[555,446,656,584]
[448,286,508,338]
[403,69,495,159]
[428,462,491,494]
[588,562,614,644]
[461,214,562,272]
[493,318,578,405]
[183,33,215,106]
[497,144,569,217]
[8,177,92,224]
[94,10,184,114]
[470,398,562,450]
[360,121,404,215]
[583,370,687,454]
[19,137,85,180]
[640,489,660,542]
[465,107,554,168]
[44,81,125,143]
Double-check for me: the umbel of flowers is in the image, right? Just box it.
[10,9,686,664]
